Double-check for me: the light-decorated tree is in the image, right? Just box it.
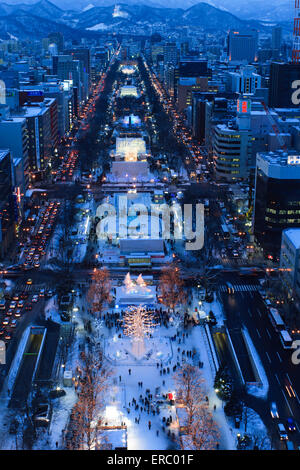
[66,349,113,450]
[87,267,111,318]
[174,364,219,450]
[123,305,156,358]
[159,262,186,314]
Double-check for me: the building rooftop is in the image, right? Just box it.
[283,228,300,249]
[257,151,300,179]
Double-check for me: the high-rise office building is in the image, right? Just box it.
[0,112,29,188]
[176,60,210,111]
[163,42,178,66]
[212,98,252,182]
[228,30,258,63]
[254,152,300,257]
[272,26,282,58]
[0,149,15,258]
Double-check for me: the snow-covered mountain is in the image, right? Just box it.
[0,0,288,40]
[0,0,292,21]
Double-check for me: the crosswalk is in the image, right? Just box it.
[219,284,260,293]
[14,281,53,294]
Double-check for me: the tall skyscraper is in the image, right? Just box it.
[272,26,282,54]
[163,42,178,66]
[0,149,15,258]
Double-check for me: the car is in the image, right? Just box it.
[6,309,14,316]
[0,299,6,309]
[21,292,29,299]
[39,289,45,297]
[2,317,9,325]
[9,319,17,328]
[277,423,288,440]
[0,327,5,336]
[32,295,39,303]
[14,309,22,318]
[270,402,279,419]
[9,301,17,309]
[4,332,12,341]
[26,278,33,285]
[17,300,24,308]
[12,293,20,301]
[25,303,32,310]
[287,417,296,432]
[23,263,32,271]
[226,282,235,294]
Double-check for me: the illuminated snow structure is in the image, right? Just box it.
[112,137,147,162]
[115,272,156,307]
[110,161,150,181]
[121,114,141,128]
[120,65,136,75]
[120,85,139,98]
[105,274,172,363]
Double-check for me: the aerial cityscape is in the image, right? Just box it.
[0,0,299,454]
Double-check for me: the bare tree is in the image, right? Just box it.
[67,349,113,450]
[87,267,111,318]
[159,262,186,313]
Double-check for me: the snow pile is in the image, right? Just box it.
[243,327,269,399]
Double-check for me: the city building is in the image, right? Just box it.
[227,30,258,63]
[272,26,282,59]
[163,42,178,66]
[254,152,300,258]
[212,97,252,182]
[226,66,262,95]
[0,110,29,188]
[0,149,15,258]
[280,228,300,300]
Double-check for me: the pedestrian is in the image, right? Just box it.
[128,368,131,375]
[119,376,121,382]
[55,441,58,449]
[148,421,151,430]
